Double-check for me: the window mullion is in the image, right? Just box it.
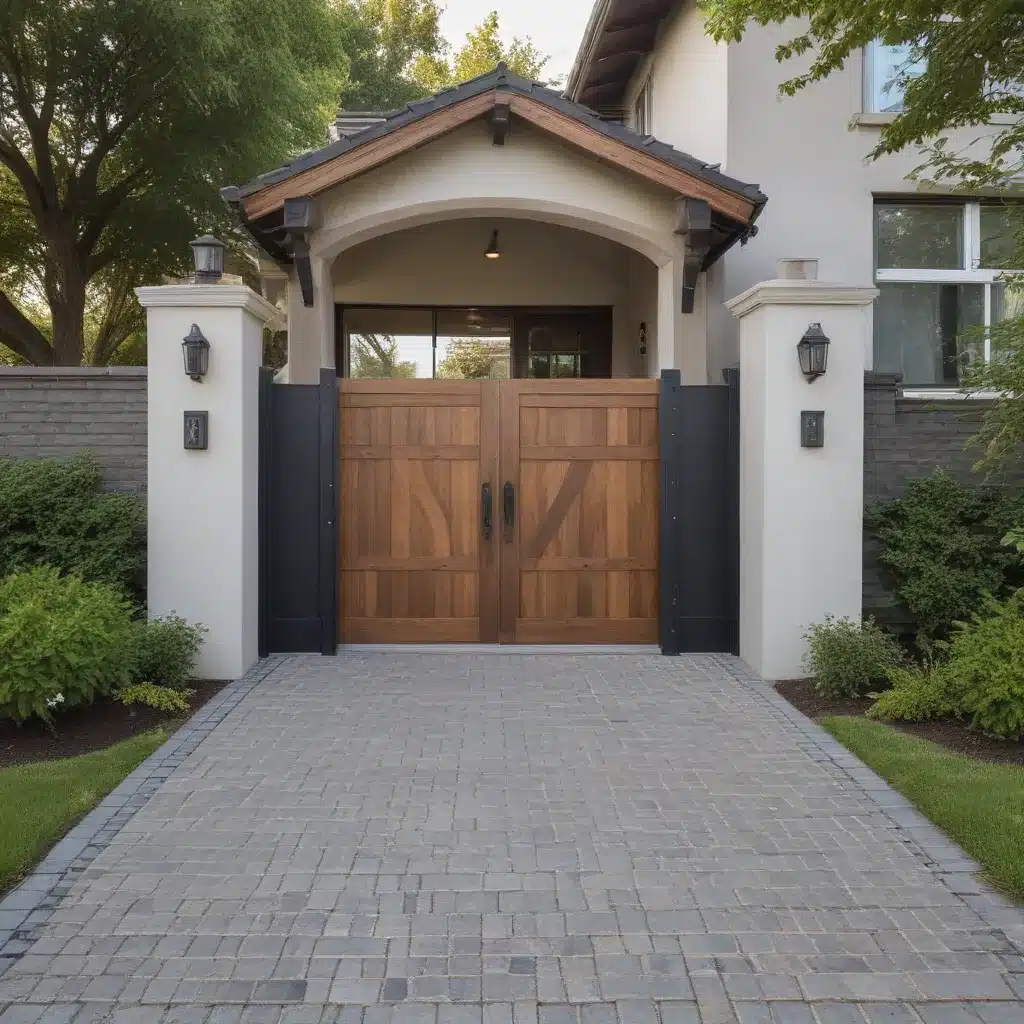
[984,283,992,363]
[966,202,981,270]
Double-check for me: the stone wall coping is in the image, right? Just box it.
[725,279,879,318]
[135,284,279,324]
[0,366,147,378]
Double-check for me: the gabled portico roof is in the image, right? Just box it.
[223,64,766,261]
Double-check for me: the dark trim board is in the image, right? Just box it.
[259,370,339,654]
[658,369,739,655]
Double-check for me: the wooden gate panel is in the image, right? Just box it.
[339,380,496,643]
[501,380,659,644]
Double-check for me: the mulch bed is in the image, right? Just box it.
[0,680,230,770]
[776,678,1024,767]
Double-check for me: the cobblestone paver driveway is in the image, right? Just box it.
[2,653,1024,1023]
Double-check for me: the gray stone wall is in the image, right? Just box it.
[862,371,1024,624]
[0,367,147,492]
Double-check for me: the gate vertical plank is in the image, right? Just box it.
[480,379,501,643]
[498,379,521,643]
[318,368,339,655]
[659,370,683,655]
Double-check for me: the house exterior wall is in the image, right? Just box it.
[333,218,657,377]
[0,367,147,491]
[621,5,1008,374]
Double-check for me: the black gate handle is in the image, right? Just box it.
[482,483,493,541]
[503,481,516,531]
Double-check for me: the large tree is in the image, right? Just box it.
[0,0,349,366]
[412,11,552,93]
[339,0,445,111]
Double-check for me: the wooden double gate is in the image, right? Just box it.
[338,379,660,645]
[259,370,738,655]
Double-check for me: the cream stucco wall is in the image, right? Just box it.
[283,119,710,382]
[623,5,1008,374]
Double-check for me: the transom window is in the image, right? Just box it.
[873,201,1024,387]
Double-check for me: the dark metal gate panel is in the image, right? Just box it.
[259,369,338,655]
[659,369,739,655]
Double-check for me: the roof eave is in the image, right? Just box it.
[565,0,616,102]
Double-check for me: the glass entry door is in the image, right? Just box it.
[512,311,612,379]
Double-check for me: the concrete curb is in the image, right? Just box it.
[714,654,1024,969]
[0,656,285,975]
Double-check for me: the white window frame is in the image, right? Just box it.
[875,201,1022,379]
[863,39,926,114]
[633,77,653,136]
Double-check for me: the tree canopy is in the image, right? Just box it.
[0,0,350,365]
[412,11,552,93]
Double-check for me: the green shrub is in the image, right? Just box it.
[0,452,146,603]
[946,594,1024,740]
[117,682,195,714]
[866,471,1024,641]
[0,567,134,724]
[803,615,904,698]
[129,615,207,688]
[868,593,1024,739]
[868,664,966,723]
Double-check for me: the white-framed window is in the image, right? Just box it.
[633,77,653,136]
[874,201,1024,387]
[864,40,926,113]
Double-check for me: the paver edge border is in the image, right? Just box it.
[711,654,1024,952]
[0,655,286,971]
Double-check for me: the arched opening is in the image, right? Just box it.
[327,216,661,380]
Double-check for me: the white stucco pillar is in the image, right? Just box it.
[725,277,877,680]
[286,256,334,384]
[136,285,279,680]
[656,250,683,376]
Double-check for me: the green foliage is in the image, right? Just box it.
[868,664,965,723]
[412,10,552,92]
[350,334,417,378]
[946,594,1024,740]
[130,616,207,689]
[865,471,1024,640]
[0,567,134,724]
[437,339,510,379]
[117,683,195,714]
[0,453,146,603]
[340,0,445,110]
[0,0,351,365]
[802,615,903,698]
[869,593,1024,739]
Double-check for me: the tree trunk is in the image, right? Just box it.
[45,235,88,366]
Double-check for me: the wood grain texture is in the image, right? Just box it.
[339,379,659,645]
[339,382,485,643]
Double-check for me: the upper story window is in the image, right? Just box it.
[874,201,1023,388]
[864,40,926,113]
[633,77,653,136]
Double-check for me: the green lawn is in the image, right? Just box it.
[823,715,1024,901]
[0,728,169,893]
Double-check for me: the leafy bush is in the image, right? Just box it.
[803,615,904,698]
[869,593,1024,739]
[0,567,134,724]
[117,682,195,714]
[868,665,965,723]
[129,615,207,688]
[0,452,145,603]
[866,471,1024,641]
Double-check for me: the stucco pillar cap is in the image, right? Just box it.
[725,279,879,319]
[135,284,280,325]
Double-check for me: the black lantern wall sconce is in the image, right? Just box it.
[797,322,830,382]
[182,324,210,382]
